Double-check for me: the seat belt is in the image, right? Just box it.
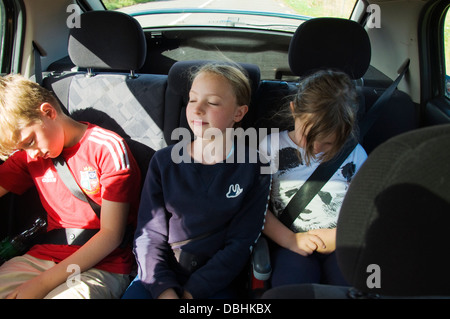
[32,41,43,86]
[38,156,102,246]
[358,58,410,137]
[279,137,358,227]
[279,59,410,228]
[43,156,133,247]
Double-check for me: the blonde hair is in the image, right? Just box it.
[0,74,62,159]
[290,69,358,165]
[190,63,251,108]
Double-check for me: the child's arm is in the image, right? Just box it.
[6,199,129,299]
[263,209,326,256]
[0,185,8,197]
[308,227,336,254]
[133,154,183,299]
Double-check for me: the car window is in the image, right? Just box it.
[0,0,23,74]
[0,0,6,73]
[445,8,450,99]
[102,0,357,32]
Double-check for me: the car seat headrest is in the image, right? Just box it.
[68,10,146,71]
[289,17,371,79]
[336,124,450,296]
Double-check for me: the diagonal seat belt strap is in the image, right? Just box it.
[359,58,410,137]
[32,41,43,86]
[279,137,358,227]
[52,156,101,218]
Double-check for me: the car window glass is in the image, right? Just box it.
[102,0,357,32]
[444,8,450,99]
[0,0,6,73]
[103,0,356,17]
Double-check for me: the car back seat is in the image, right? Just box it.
[42,10,168,175]
[249,17,419,296]
[262,123,450,298]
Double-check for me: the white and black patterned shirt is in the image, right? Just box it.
[260,130,367,232]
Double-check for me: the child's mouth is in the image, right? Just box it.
[193,120,207,126]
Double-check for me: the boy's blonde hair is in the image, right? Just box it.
[0,74,62,159]
[290,69,358,165]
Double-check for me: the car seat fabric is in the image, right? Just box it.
[337,123,450,297]
[288,17,371,79]
[261,283,350,299]
[44,10,168,176]
[359,88,417,154]
[67,73,167,171]
[68,10,146,71]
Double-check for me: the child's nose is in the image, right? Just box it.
[193,103,205,114]
[27,148,41,159]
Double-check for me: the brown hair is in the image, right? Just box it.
[290,69,358,165]
[0,74,62,159]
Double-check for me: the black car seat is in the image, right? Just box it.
[262,123,450,298]
[43,10,168,176]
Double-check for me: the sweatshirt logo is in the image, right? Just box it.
[42,169,56,183]
[226,184,243,198]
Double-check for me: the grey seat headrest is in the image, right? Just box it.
[68,10,146,71]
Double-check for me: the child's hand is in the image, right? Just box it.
[158,288,180,299]
[288,232,326,256]
[182,290,193,299]
[307,228,336,254]
[6,275,50,299]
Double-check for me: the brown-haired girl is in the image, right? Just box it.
[259,69,368,287]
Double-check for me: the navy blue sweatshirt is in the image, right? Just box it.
[133,140,271,298]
